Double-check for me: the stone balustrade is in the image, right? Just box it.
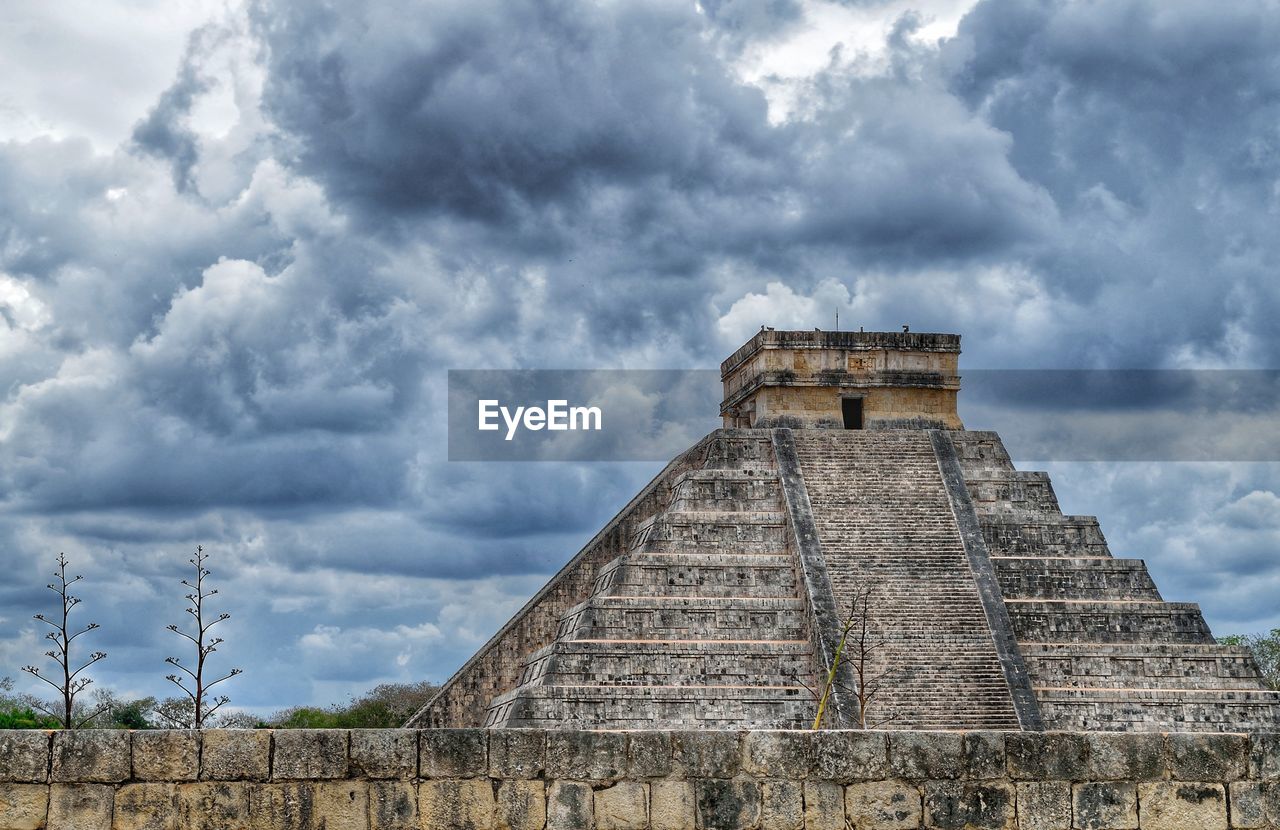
[3,728,1280,829]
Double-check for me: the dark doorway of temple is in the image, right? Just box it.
[842,397,863,429]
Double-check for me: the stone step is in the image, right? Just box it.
[1018,642,1268,689]
[1007,600,1214,643]
[992,556,1161,600]
[518,639,814,687]
[1035,687,1280,732]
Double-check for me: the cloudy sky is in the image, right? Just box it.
[1,0,1279,714]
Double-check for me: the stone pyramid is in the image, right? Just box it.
[409,330,1280,732]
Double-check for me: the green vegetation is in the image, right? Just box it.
[1221,628,1280,690]
[267,681,440,728]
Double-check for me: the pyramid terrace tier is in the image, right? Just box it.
[599,551,802,598]
[515,639,815,687]
[559,596,811,641]
[992,556,1162,600]
[1036,687,1280,731]
[1019,643,1274,690]
[486,684,815,729]
[1006,599,1214,642]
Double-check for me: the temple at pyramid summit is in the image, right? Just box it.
[408,329,1280,732]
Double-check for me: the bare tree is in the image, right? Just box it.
[810,584,896,729]
[165,546,242,728]
[21,553,108,728]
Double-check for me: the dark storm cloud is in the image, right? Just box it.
[131,24,220,193]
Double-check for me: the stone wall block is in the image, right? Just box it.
[547,731,627,782]
[272,729,349,780]
[47,782,113,829]
[923,781,1015,829]
[759,780,802,830]
[418,779,494,830]
[1082,734,1164,782]
[1071,782,1136,830]
[845,780,921,830]
[802,780,843,830]
[695,777,760,830]
[349,730,416,780]
[51,730,130,783]
[1014,782,1070,830]
[114,782,178,830]
[963,732,1007,780]
[651,780,696,830]
[489,730,545,780]
[1137,782,1227,830]
[1169,733,1248,782]
[369,780,418,830]
[200,730,271,782]
[1228,781,1264,829]
[314,780,369,830]
[0,732,50,784]
[547,781,594,830]
[744,732,813,779]
[495,779,545,830]
[674,731,743,780]
[595,781,648,830]
[1248,734,1280,780]
[627,732,672,779]
[813,731,887,782]
[0,782,48,830]
[177,781,253,830]
[132,731,199,782]
[1007,734,1088,781]
[889,732,964,780]
[420,729,488,780]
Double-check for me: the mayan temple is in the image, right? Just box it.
[408,330,1280,733]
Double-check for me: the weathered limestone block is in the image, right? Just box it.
[1071,782,1136,830]
[314,781,370,830]
[369,780,418,830]
[489,730,545,780]
[247,782,322,829]
[627,732,672,779]
[695,778,760,830]
[51,730,130,783]
[495,780,545,830]
[47,783,113,829]
[132,731,198,781]
[594,781,648,830]
[651,780,696,830]
[0,732,50,783]
[420,730,488,779]
[547,781,593,830]
[200,730,270,781]
[673,731,743,780]
[1137,782,1227,830]
[273,729,349,780]
[419,779,494,830]
[813,731,887,782]
[744,732,812,779]
[962,733,1006,780]
[1014,782,1070,830]
[114,783,178,830]
[758,780,802,830]
[845,780,921,830]
[1007,735,1088,781]
[177,781,252,830]
[1082,734,1164,782]
[547,731,626,783]
[351,730,416,780]
[802,781,843,830]
[0,783,48,830]
[889,732,964,781]
[1169,733,1248,782]
[1228,781,1264,829]
[1249,734,1280,780]
[923,781,1015,830]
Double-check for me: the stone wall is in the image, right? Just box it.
[5,728,1280,829]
